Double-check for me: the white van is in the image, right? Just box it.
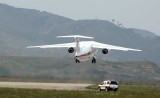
[98,80,118,91]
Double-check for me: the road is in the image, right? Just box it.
[0,82,92,90]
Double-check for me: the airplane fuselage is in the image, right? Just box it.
[75,41,98,61]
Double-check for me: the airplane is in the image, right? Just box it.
[27,35,142,63]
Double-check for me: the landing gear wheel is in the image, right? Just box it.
[75,59,80,63]
[113,88,118,92]
[92,57,96,63]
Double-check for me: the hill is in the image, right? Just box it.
[0,3,160,64]
[0,55,159,84]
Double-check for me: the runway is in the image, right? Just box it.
[0,82,92,90]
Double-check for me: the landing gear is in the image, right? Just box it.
[75,59,80,63]
[92,56,96,63]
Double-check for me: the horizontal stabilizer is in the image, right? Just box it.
[57,35,94,39]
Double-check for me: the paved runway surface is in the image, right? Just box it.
[0,82,92,90]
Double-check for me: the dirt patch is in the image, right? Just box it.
[0,82,92,90]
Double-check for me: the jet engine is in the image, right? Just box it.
[68,47,74,53]
[102,49,108,54]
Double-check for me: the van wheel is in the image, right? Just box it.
[98,88,102,91]
[113,89,118,92]
[105,88,108,91]
[98,87,101,91]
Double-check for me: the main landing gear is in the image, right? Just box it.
[75,59,80,63]
[92,56,96,63]
[75,56,96,63]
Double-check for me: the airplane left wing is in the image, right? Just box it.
[27,42,76,49]
[92,41,141,51]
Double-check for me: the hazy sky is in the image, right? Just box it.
[0,0,160,36]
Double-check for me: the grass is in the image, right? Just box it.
[0,85,160,98]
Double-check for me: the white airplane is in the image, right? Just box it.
[27,35,141,63]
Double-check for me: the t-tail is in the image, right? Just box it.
[57,35,94,46]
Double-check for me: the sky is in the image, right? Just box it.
[0,0,160,36]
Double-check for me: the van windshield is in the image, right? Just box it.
[100,82,104,85]
[111,81,118,85]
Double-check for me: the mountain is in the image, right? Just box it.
[0,3,160,64]
[133,29,158,38]
[0,55,159,84]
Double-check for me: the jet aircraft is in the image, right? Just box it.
[27,35,141,63]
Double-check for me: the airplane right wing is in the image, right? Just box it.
[92,41,142,51]
[27,42,76,49]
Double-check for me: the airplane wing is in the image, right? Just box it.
[92,41,141,51]
[27,42,76,49]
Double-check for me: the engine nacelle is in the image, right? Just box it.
[68,47,74,53]
[102,49,108,54]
